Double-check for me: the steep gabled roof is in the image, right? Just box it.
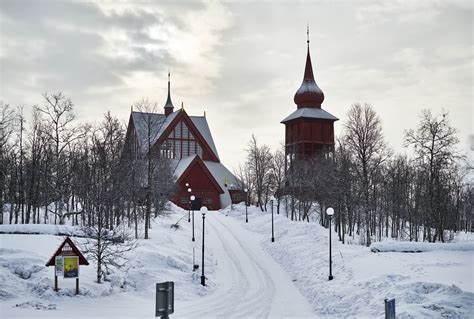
[203,161,239,192]
[190,116,219,160]
[130,111,177,152]
[130,110,219,160]
[173,155,224,194]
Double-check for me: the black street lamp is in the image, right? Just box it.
[190,195,196,241]
[244,188,248,223]
[187,186,192,222]
[230,183,234,211]
[326,207,334,281]
[270,196,275,242]
[200,206,208,286]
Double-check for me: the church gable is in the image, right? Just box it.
[177,156,224,194]
[156,110,219,162]
[173,155,224,210]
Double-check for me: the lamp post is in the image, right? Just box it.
[244,188,248,223]
[190,195,196,241]
[200,206,208,286]
[230,183,234,210]
[270,196,275,242]
[326,207,334,281]
[187,187,192,222]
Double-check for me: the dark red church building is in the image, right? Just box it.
[281,29,338,171]
[123,73,239,210]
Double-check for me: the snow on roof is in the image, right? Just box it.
[131,111,166,151]
[171,156,237,188]
[203,160,239,191]
[190,116,219,160]
[171,155,197,179]
[170,156,238,207]
[281,107,339,123]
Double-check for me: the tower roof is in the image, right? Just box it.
[294,28,324,109]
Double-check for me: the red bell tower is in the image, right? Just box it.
[281,27,338,170]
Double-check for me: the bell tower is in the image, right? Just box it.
[281,27,338,170]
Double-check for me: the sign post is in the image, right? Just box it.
[385,298,395,319]
[54,256,63,291]
[45,237,89,295]
[156,281,174,318]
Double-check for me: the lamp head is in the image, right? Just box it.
[200,206,208,216]
[185,183,189,187]
[326,207,334,216]
[187,188,191,193]
[244,188,248,193]
[190,195,195,201]
[270,195,276,202]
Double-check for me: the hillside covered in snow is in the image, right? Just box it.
[1,203,473,318]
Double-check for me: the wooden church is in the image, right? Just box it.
[124,73,239,210]
[281,29,338,171]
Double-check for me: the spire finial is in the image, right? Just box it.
[307,22,309,45]
[167,69,171,94]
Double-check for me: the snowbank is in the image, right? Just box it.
[0,224,84,236]
[370,240,474,253]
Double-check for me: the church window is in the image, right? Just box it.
[175,140,181,158]
[182,123,189,139]
[182,140,189,157]
[197,144,203,158]
[175,122,182,138]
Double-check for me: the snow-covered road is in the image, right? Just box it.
[177,212,315,318]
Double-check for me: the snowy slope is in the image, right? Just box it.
[0,204,218,318]
[1,203,473,318]
[223,203,474,318]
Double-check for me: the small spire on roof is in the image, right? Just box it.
[164,69,174,116]
[181,102,184,110]
[131,105,133,112]
[204,110,206,118]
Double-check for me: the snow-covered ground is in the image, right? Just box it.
[223,204,474,318]
[1,203,473,318]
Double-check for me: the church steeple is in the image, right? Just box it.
[164,70,174,116]
[294,26,324,109]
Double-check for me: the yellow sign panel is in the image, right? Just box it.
[63,256,79,278]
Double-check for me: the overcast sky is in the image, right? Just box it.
[1,0,472,170]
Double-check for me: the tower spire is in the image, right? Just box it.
[164,69,174,116]
[293,25,324,109]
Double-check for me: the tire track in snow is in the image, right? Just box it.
[177,212,313,318]
[177,213,275,318]
[209,214,275,318]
